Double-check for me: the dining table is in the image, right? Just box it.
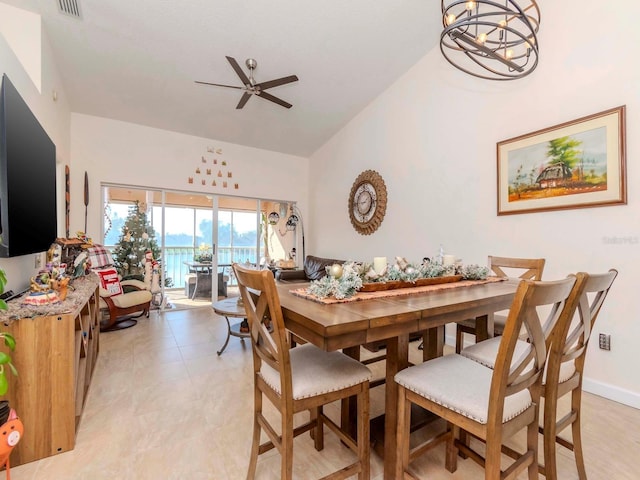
[275,277,519,480]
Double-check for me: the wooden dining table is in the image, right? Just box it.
[276,278,519,480]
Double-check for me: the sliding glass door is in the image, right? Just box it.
[101,186,295,310]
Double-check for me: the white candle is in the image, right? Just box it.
[373,257,387,275]
[443,254,456,267]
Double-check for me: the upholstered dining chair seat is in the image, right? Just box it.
[395,354,532,424]
[461,337,577,385]
[260,343,372,400]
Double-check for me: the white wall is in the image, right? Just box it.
[0,7,71,292]
[308,2,640,407]
[69,114,309,251]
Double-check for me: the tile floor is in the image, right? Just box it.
[7,304,640,479]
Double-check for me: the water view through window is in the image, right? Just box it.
[102,188,263,296]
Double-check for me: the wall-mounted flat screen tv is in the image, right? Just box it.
[0,74,57,257]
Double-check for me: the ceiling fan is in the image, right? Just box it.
[195,56,299,109]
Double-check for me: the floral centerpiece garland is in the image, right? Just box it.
[194,243,213,263]
[306,257,489,300]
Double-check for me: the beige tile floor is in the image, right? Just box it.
[7,304,640,479]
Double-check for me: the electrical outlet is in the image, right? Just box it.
[598,333,611,351]
[34,253,42,269]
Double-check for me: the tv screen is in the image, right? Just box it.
[0,74,57,258]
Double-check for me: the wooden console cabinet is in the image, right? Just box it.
[0,275,100,466]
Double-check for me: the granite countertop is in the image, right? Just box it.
[0,273,100,323]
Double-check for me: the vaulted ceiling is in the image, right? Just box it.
[4,0,441,156]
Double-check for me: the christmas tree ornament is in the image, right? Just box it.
[329,263,343,279]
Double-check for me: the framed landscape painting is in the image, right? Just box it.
[497,106,626,215]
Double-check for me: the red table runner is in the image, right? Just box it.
[290,276,506,305]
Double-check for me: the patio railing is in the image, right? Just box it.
[105,245,258,288]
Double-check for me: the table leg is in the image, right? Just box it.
[384,334,409,480]
[217,315,232,355]
[474,313,494,342]
[422,326,445,361]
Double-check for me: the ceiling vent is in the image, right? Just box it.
[57,0,82,19]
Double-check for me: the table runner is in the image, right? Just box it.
[290,276,506,304]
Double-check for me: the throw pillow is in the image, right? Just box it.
[95,268,123,296]
[85,244,115,269]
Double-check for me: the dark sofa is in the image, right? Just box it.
[275,254,346,283]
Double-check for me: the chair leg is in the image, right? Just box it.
[358,384,370,480]
[458,428,469,459]
[527,413,539,480]
[246,388,262,480]
[281,407,294,480]
[445,423,459,473]
[455,325,464,354]
[484,428,502,480]
[571,389,587,480]
[313,406,324,451]
[543,396,559,480]
[395,385,411,479]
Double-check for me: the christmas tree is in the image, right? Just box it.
[111,201,161,279]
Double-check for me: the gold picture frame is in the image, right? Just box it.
[497,106,626,215]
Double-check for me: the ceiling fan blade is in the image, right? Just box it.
[226,56,251,86]
[236,92,252,109]
[256,75,299,91]
[195,80,244,90]
[257,90,293,109]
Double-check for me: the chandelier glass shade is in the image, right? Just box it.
[267,211,280,225]
[285,206,305,262]
[440,1,540,80]
[285,214,299,231]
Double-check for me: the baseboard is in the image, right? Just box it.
[582,378,640,409]
[446,333,640,410]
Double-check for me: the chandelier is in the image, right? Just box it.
[440,1,540,80]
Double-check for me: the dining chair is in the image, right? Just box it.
[233,263,372,480]
[541,268,617,479]
[394,275,577,480]
[460,269,617,480]
[455,255,546,353]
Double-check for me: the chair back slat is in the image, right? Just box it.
[548,269,618,379]
[233,263,293,396]
[489,255,545,281]
[251,292,280,368]
[490,276,577,422]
